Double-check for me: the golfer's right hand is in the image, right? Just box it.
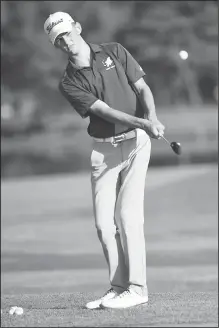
[142,120,165,139]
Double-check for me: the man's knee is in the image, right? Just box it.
[120,207,144,225]
[96,224,117,242]
[119,209,144,234]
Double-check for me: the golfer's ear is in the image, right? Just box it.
[75,22,82,35]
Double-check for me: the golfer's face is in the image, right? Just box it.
[54,26,79,54]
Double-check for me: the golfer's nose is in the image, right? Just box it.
[62,35,68,43]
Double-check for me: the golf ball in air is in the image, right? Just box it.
[179,50,188,60]
[9,306,24,315]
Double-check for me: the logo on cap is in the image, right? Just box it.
[46,18,63,34]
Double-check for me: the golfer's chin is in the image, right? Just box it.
[67,45,77,54]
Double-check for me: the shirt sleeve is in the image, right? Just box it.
[116,43,146,84]
[59,77,98,118]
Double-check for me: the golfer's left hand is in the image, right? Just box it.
[149,119,165,139]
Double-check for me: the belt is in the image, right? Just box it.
[93,130,136,144]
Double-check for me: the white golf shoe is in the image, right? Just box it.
[101,286,148,309]
[85,288,118,309]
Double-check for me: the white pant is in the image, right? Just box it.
[90,129,151,296]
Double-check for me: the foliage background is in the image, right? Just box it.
[1,1,218,178]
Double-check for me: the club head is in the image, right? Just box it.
[170,142,182,155]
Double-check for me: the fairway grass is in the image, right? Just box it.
[1,292,218,327]
[1,164,218,327]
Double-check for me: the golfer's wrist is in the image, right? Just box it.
[137,118,151,130]
[148,115,158,122]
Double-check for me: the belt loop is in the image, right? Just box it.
[111,133,126,145]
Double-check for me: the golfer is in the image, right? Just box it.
[44,12,165,309]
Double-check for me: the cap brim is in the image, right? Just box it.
[49,21,73,44]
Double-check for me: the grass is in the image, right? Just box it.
[1,292,218,327]
[1,164,218,326]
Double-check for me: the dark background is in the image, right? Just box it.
[1,1,218,178]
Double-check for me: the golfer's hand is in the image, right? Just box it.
[143,119,165,139]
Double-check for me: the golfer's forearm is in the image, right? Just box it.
[138,84,158,121]
[89,103,150,130]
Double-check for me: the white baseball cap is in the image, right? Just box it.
[44,12,74,45]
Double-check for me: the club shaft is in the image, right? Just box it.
[160,135,170,145]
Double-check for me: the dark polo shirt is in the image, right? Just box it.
[59,42,146,138]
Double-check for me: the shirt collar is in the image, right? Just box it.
[88,43,102,53]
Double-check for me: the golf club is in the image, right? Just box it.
[160,135,182,155]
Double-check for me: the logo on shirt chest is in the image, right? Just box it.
[102,57,115,70]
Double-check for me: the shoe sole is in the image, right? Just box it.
[86,295,118,309]
[86,302,105,310]
[100,300,148,309]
